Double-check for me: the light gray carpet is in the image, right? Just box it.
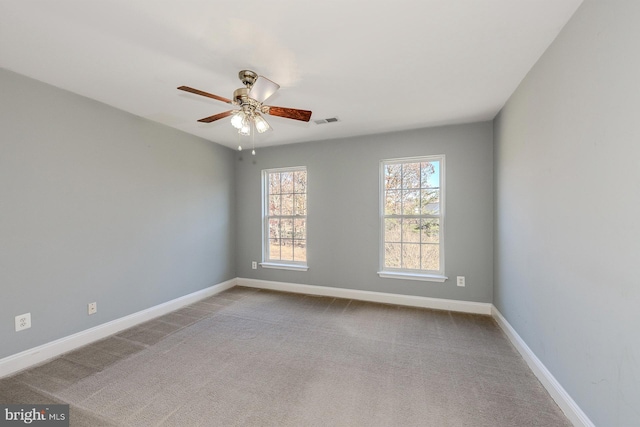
[0,287,571,426]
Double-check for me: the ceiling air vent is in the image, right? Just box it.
[314,117,340,125]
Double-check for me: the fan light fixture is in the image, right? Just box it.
[254,114,271,133]
[230,112,244,129]
[231,110,271,137]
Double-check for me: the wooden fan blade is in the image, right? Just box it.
[178,86,232,104]
[197,110,234,123]
[264,106,312,122]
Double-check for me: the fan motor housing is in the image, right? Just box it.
[233,87,250,105]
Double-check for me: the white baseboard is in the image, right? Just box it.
[0,278,237,379]
[237,278,492,315]
[491,306,594,427]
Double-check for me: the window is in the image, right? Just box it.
[379,156,446,282]
[262,167,308,271]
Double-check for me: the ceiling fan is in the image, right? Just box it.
[178,70,312,137]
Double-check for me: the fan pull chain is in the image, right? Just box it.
[251,120,256,155]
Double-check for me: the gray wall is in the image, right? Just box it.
[0,69,236,359]
[236,122,493,302]
[494,1,640,425]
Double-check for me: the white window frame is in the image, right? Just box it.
[261,166,309,271]
[378,155,447,282]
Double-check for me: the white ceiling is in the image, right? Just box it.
[0,0,582,149]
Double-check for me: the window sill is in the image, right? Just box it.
[377,271,448,283]
[260,263,309,272]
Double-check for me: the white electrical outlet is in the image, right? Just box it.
[15,313,31,331]
[457,276,466,287]
[252,261,257,270]
[88,302,97,315]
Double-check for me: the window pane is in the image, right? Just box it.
[281,172,294,193]
[268,195,280,216]
[384,218,401,242]
[403,163,421,189]
[269,219,280,239]
[294,219,306,239]
[385,164,402,189]
[281,219,294,239]
[269,239,281,260]
[269,173,281,194]
[385,190,401,215]
[421,244,439,271]
[281,239,294,261]
[384,243,401,268]
[421,161,439,188]
[421,189,440,215]
[281,194,294,216]
[402,190,420,215]
[294,194,306,216]
[402,218,421,243]
[294,171,307,193]
[402,244,421,269]
[420,219,439,243]
[293,240,306,262]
